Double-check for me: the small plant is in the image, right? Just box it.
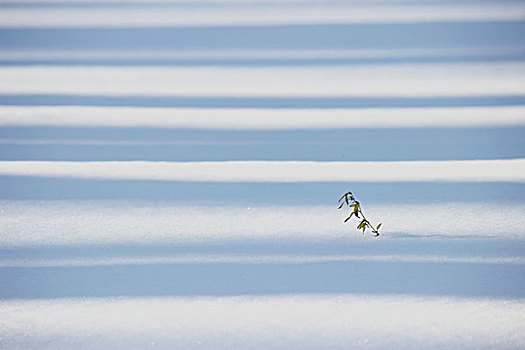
[338,191,382,236]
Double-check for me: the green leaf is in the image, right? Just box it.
[338,191,381,237]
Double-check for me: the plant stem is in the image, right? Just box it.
[339,191,380,236]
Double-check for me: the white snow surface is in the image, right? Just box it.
[2,63,524,97]
[2,105,525,129]
[2,47,524,62]
[1,1,525,349]
[3,254,524,268]
[1,159,524,182]
[1,295,524,350]
[1,201,524,247]
[1,2,524,28]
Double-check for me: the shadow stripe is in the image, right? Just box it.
[1,260,524,299]
[2,22,524,50]
[2,94,525,108]
[1,177,524,203]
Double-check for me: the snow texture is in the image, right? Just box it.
[1,63,524,97]
[2,2,525,28]
[1,295,524,350]
[3,106,525,129]
[1,201,525,247]
[1,159,524,182]
[1,0,525,349]
[2,47,525,63]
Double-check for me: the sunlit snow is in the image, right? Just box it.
[1,0,524,349]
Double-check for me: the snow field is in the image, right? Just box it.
[1,295,524,350]
[1,0,524,348]
[3,253,525,268]
[1,1,524,27]
[1,63,524,97]
[2,47,525,63]
[3,105,525,129]
[1,201,525,247]
[1,159,524,182]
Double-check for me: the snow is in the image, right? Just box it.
[3,47,525,63]
[1,159,524,182]
[2,63,524,97]
[1,0,525,348]
[1,295,524,350]
[3,106,525,129]
[1,201,525,247]
[3,253,525,268]
[1,2,524,28]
